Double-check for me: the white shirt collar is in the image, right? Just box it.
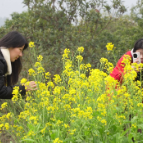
[1,47,12,76]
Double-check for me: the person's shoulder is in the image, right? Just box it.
[119,51,132,60]
[117,51,132,64]
[125,51,132,57]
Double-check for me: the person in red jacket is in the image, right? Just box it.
[110,38,143,84]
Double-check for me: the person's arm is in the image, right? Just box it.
[110,52,131,84]
[0,60,14,99]
[0,60,37,99]
[0,60,27,99]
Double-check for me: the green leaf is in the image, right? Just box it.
[20,138,35,142]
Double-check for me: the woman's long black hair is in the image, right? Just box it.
[0,31,28,85]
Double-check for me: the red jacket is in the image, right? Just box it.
[110,51,132,84]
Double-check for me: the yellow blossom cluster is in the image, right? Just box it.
[20,78,27,85]
[1,44,143,143]
[77,46,84,53]
[106,42,115,51]
[62,48,70,59]
[29,42,35,48]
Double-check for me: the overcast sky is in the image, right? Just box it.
[0,0,138,18]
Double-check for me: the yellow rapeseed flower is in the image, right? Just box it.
[64,124,69,128]
[137,103,143,107]
[34,62,42,68]
[76,55,83,62]
[100,58,108,64]
[25,81,30,90]
[101,119,107,126]
[47,81,55,88]
[6,112,12,119]
[62,48,70,59]
[41,127,46,134]
[121,55,131,65]
[131,124,137,128]
[53,86,61,95]
[20,78,27,85]
[53,138,63,143]
[64,48,70,55]
[56,120,63,126]
[86,63,91,68]
[77,46,84,53]
[28,68,35,76]
[106,43,114,51]
[37,67,45,74]
[80,73,86,79]
[29,42,35,48]
[12,86,20,103]
[53,74,61,84]
[45,72,51,79]
[1,102,7,110]
[37,55,43,62]
[4,123,9,130]
[12,86,19,96]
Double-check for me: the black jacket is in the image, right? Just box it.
[0,50,26,99]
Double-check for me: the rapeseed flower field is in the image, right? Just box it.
[0,42,143,143]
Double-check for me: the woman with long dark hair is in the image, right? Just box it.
[0,31,37,99]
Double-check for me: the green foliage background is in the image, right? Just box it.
[0,0,142,78]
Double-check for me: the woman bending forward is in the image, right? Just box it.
[0,31,37,99]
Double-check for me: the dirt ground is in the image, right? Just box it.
[0,131,15,143]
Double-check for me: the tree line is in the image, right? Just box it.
[0,0,142,78]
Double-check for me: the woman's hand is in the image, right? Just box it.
[25,81,38,91]
[131,65,143,73]
[131,59,143,72]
